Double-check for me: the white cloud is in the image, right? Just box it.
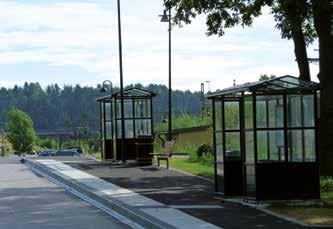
[0,1,319,91]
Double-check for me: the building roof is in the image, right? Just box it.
[96,87,156,101]
[206,75,319,98]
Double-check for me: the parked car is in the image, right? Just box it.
[54,149,82,157]
[61,147,84,155]
[38,150,55,157]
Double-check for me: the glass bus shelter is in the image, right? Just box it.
[207,75,320,200]
[97,88,156,164]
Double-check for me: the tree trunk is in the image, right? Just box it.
[311,0,333,176]
[284,0,311,81]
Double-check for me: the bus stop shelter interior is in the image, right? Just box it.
[207,75,320,200]
[97,88,156,163]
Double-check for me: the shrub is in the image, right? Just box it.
[196,144,213,158]
[321,177,333,192]
[36,137,58,150]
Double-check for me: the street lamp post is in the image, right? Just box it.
[117,0,126,163]
[201,83,205,119]
[100,80,113,94]
[205,80,211,93]
[160,9,172,141]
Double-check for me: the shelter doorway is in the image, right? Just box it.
[215,98,244,196]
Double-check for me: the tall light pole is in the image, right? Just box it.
[117,0,126,162]
[205,80,211,93]
[201,83,205,119]
[160,9,172,141]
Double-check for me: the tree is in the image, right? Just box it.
[7,109,36,155]
[311,0,333,176]
[164,0,333,175]
[259,74,276,81]
[272,0,315,81]
[164,0,316,81]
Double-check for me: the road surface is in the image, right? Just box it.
[0,156,129,229]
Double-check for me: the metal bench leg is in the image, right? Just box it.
[167,159,169,169]
[157,158,160,167]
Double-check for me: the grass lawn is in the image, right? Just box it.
[268,186,333,226]
[157,157,214,180]
[268,202,333,225]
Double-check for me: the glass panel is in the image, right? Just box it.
[101,103,105,139]
[268,96,283,128]
[289,130,303,161]
[268,130,284,161]
[225,132,240,159]
[117,120,135,138]
[279,76,300,85]
[125,120,134,138]
[116,120,122,138]
[246,165,256,196]
[303,95,314,127]
[116,99,134,119]
[124,99,133,118]
[317,92,320,118]
[112,99,116,120]
[215,101,222,131]
[101,120,105,139]
[216,163,224,193]
[105,122,112,139]
[101,102,105,121]
[215,132,223,162]
[257,131,268,161]
[116,100,122,119]
[105,102,112,121]
[135,99,151,118]
[271,80,297,89]
[224,101,239,130]
[245,131,254,162]
[256,98,267,128]
[135,119,152,136]
[113,117,116,138]
[305,129,316,162]
[288,95,302,127]
[244,97,253,129]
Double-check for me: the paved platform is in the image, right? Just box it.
[27,158,220,229]
[61,158,304,229]
[0,156,129,229]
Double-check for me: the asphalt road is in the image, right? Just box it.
[0,156,129,229]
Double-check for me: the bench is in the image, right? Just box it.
[150,140,175,169]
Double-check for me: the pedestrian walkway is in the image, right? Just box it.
[30,159,220,229]
[65,158,304,229]
[0,157,128,229]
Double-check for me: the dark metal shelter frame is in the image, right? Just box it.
[97,88,156,164]
[207,75,320,200]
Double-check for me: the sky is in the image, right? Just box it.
[0,0,319,92]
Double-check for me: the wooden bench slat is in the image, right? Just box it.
[152,140,175,169]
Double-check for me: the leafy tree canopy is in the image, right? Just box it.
[7,109,36,154]
[164,0,316,44]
